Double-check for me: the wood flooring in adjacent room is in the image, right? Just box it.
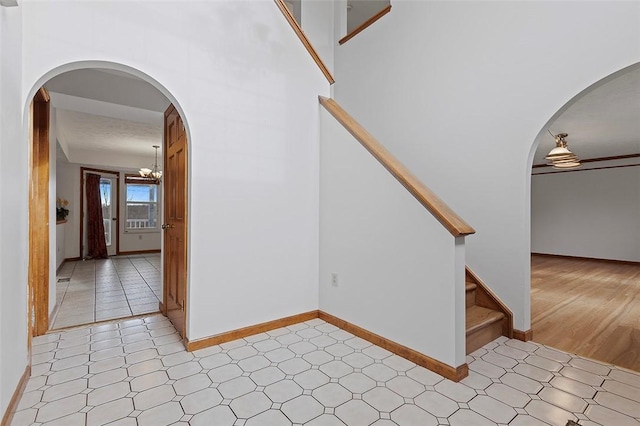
[531,254,640,372]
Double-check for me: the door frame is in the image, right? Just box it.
[79,167,120,258]
[29,87,51,338]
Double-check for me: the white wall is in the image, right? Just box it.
[333,0,640,331]
[18,0,329,347]
[56,160,79,259]
[55,223,65,270]
[0,4,27,416]
[532,167,640,262]
[319,108,466,368]
[301,0,335,77]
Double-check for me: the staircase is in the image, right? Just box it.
[465,268,513,354]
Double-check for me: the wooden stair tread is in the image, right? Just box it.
[466,306,505,336]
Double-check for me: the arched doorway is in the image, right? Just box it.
[26,62,190,348]
[526,62,640,370]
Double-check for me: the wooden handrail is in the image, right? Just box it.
[273,0,335,84]
[319,96,475,237]
[339,4,392,45]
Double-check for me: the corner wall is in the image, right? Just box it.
[333,0,640,330]
[532,167,640,262]
[0,4,27,416]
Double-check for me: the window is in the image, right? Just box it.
[125,175,159,231]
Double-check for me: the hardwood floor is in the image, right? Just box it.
[531,254,640,372]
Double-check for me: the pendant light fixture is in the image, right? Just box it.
[545,132,581,169]
[139,145,163,183]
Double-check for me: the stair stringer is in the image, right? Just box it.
[466,267,514,339]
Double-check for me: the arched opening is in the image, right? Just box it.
[26,61,191,346]
[527,63,640,370]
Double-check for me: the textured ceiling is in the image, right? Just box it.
[533,67,640,166]
[56,110,163,159]
[47,68,168,169]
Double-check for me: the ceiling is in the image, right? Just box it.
[46,69,170,170]
[533,67,640,168]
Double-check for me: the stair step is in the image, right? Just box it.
[466,306,504,336]
[466,305,505,354]
[465,282,477,308]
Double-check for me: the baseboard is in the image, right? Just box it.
[185,311,320,352]
[185,310,468,382]
[318,311,468,382]
[531,252,640,265]
[1,365,31,426]
[117,249,161,255]
[64,256,82,262]
[513,329,533,342]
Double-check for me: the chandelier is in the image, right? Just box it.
[545,132,581,169]
[139,145,163,182]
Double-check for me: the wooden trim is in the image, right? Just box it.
[185,311,320,352]
[531,252,640,266]
[533,162,640,175]
[532,152,640,169]
[118,249,161,255]
[339,4,392,45]
[466,267,513,338]
[319,96,475,237]
[273,0,335,84]
[159,300,166,316]
[319,311,468,382]
[1,365,31,426]
[513,329,533,342]
[29,87,50,337]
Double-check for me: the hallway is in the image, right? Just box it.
[11,315,640,425]
[52,255,161,329]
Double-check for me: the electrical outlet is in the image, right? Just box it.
[331,273,339,287]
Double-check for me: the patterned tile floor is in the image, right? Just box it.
[12,315,640,425]
[53,255,161,329]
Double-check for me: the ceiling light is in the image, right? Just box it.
[545,132,581,169]
[139,145,162,183]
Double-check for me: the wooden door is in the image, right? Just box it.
[163,105,188,338]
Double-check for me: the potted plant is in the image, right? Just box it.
[56,197,70,221]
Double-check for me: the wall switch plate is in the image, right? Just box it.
[331,273,339,287]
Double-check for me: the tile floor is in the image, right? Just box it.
[53,255,161,329]
[12,315,640,425]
